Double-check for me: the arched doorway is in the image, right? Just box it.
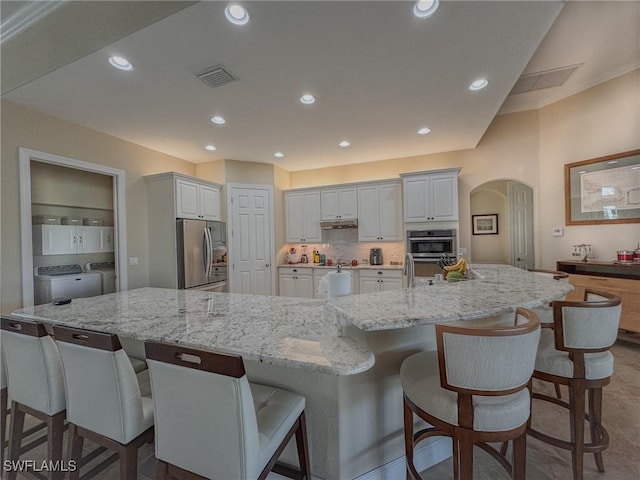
[470,180,534,268]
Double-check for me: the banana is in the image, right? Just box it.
[443,258,468,279]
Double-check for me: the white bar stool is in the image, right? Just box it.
[145,341,311,480]
[53,325,154,480]
[1,317,66,480]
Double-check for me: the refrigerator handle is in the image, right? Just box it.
[204,227,213,278]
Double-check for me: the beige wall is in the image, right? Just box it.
[470,187,508,263]
[289,71,640,267]
[1,100,196,314]
[537,70,640,265]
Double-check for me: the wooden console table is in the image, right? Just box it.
[557,260,640,334]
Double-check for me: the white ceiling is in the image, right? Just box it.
[2,1,638,172]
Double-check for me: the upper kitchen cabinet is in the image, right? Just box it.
[357,181,402,242]
[146,172,222,222]
[175,177,221,221]
[401,168,461,222]
[285,190,322,243]
[321,187,357,220]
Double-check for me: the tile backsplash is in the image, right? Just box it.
[279,229,404,265]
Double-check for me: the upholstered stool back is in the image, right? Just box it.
[146,340,311,480]
[146,342,261,479]
[53,325,150,444]
[1,318,65,416]
[436,309,541,396]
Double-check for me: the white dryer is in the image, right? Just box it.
[85,261,116,294]
[33,264,102,305]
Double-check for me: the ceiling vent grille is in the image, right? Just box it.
[195,64,237,88]
[509,64,582,95]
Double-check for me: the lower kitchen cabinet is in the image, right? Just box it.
[279,267,314,298]
[359,269,403,294]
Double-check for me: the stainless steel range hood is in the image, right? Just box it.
[320,219,358,230]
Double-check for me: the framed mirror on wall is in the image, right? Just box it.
[564,149,640,225]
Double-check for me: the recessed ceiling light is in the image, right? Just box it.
[273,152,284,158]
[225,4,249,25]
[578,170,587,174]
[205,145,217,151]
[469,78,489,91]
[607,160,618,164]
[338,141,351,148]
[211,116,226,125]
[631,166,640,170]
[417,127,432,135]
[108,56,133,71]
[413,0,439,18]
[300,94,316,105]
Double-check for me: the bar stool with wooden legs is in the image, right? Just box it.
[528,289,622,480]
[145,340,311,480]
[53,325,154,480]
[1,317,66,480]
[401,308,541,480]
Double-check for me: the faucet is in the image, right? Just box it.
[404,252,416,288]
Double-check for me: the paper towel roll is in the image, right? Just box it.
[327,271,351,298]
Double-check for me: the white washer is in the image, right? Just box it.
[85,261,116,294]
[33,264,102,305]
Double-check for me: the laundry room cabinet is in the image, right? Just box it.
[32,225,114,255]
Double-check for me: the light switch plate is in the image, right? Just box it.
[129,257,139,266]
[552,228,564,237]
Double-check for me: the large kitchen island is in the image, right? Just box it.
[12,265,572,479]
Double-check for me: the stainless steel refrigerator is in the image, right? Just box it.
[176,219,227,291]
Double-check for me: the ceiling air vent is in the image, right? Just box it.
[509,64,582,95]
[195,64,237,89]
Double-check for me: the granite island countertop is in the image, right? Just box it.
[326,264,574,331]
[11,287,374,376]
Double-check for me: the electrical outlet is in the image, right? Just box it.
[129,257,139,266]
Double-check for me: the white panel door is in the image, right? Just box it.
[509,182,535,270]
[230,186,273,295]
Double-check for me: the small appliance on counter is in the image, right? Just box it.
[369,248,383,265]
[617,250,634,263]
[286,247,299,264]
[300,245,309,263]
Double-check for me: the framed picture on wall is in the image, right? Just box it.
[472,214,498,235]
[564,149,640,225]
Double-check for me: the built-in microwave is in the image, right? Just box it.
[407,229,456,259]
[407,229,457,277]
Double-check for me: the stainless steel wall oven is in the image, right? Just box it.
[406,229,457,277]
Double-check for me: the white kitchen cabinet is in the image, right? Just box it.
[176,178,221,221]
[279,267,314,298]
[285,190,322,243]
[359,269,403,293]
[357,181,402,241]
[33,225,115,255]
[402,168,460,222]
[321,187,357,220]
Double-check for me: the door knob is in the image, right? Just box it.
[266,263,271,267]
[516,257,522,261]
